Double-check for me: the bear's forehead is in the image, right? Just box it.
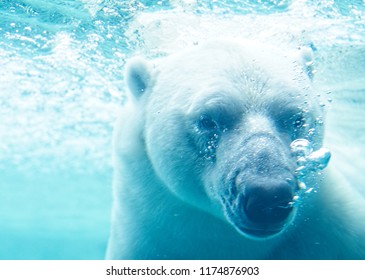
[156,59,308,105]
[150,40,315,115]
[157,43,309,94]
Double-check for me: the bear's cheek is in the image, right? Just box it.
[145,121,209,202]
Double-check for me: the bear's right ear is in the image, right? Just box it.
[125,57,152,98]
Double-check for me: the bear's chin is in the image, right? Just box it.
[222,198,296,239]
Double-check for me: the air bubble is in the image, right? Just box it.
[315,117,323,125]
[298,181,307,190]
[290,139,313,157]
[305,187,314,194]
[308,128,315,136]
[306,147,331,170]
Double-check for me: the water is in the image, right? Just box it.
[0,0,364,259]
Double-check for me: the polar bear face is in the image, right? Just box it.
[125,40,324,239]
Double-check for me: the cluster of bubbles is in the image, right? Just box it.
[201,133,220,161]
[290,138,331,202]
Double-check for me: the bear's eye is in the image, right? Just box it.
[198,115,218,131]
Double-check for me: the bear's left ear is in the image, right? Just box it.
[125,57,152,99]
[297,46,315,80]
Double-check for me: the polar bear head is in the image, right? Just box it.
[123,39,324,239]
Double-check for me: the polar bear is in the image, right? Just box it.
[106,39,365,259]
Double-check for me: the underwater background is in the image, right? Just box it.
[0,0,364,259]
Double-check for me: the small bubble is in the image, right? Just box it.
[305,187,314,194]
[298,181,307,190]
[315,117,323,125]
[297,157,307,167]
[308,128,315,136]
[290,139,313,157]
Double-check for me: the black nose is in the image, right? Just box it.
[243,179,294,224]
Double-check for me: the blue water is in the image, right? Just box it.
[0,0,364,259]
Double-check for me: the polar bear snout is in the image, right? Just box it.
[243,179,295,226]
[221,177,296,239]
[217,132,298,238]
